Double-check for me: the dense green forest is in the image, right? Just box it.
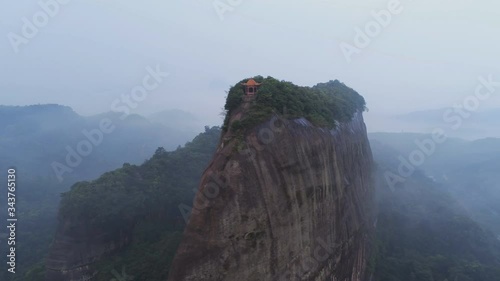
[54,126,221,281]
[223,76,366,132]
[371,139,500,281]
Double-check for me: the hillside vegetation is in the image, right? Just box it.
[53,126,220,281]
[223,76,366,132]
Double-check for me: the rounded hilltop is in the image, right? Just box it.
[223,76,367,133]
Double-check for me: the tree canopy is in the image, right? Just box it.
[223,76,366,132]
[56,126,221,280]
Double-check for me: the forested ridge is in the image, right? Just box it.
[224,76,366,132]
[55,126,221,280]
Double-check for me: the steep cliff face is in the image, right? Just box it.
[168,109,374,280]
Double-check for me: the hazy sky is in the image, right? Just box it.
[1,0,500,130]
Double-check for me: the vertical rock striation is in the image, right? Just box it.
[168,112,374,281]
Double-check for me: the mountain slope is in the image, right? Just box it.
[0,104,199,281]
[45,126,221,281]
[371,137,500,281]
[369,133,500,240]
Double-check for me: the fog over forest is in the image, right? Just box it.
[1,1,500,281]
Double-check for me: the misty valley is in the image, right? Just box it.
[1,78,500,281]
[2,1,500,280]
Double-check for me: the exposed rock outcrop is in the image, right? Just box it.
[168,109,375,280]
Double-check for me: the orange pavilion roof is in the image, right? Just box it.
[242,79,261,86]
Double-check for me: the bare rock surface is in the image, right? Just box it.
[168,111,374,281]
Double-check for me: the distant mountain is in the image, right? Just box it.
[0,104,201,281]
[388,108,500,139]
[0,104,197,183]
[395,108,500,125]
[371,138,500,281]
[369,132,500,242]
[148,109,202,133]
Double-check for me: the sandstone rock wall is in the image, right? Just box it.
[168,112,374,281]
